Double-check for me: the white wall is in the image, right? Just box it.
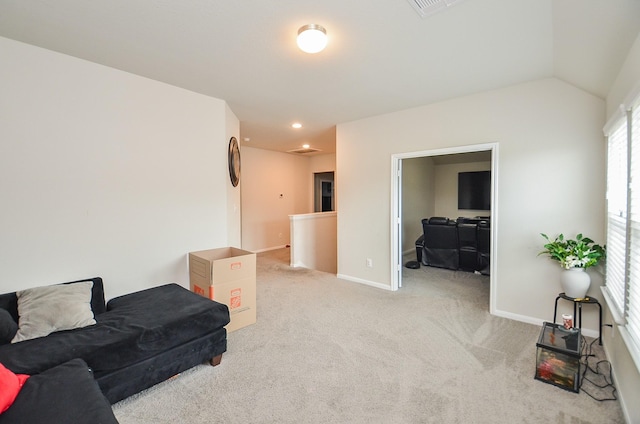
[401,157,435,253]
[226,105,241,248]
[309,154,336,174]
[433,161,491,219]
[241,148,309,251]
[604,32,640,424]
[241,148,336,252]
[337,78,605,326]
[0,37,239,300]
[606,32,640,118]
[289,212,337,273]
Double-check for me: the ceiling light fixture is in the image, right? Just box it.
[303,144,310,149]
[292,123,302,129]
[296,24,327,54]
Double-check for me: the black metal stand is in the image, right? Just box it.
[553,293,602,345]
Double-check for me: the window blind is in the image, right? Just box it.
[628,105,640,347]
[606,120,629,317]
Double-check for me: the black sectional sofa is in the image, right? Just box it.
[415,216,490,274]
[0,277,230,423]
[0,358,118,424]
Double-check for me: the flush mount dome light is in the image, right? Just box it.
[297,24,327,54]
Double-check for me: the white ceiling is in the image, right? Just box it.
[1,0,639,155]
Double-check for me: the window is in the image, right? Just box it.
[628,105,640,349]
[605,120,628,316]
[604,93,640,367]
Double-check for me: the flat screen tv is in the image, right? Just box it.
[458,171,490,210]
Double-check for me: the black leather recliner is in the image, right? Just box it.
[415,234,425,264]
[457,221,478,271]
[413,216,490,273]
[420,217,459,270]
[477,220,490,275]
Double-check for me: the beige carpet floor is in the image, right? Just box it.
[112,249,624,423]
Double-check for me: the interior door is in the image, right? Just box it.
[314,172,334,212]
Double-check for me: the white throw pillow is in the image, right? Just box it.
[11,281,96,343]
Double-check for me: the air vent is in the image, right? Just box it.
[407,0,467,18]
[287,148,322,154]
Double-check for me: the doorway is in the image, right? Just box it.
[391,143,498,315]
[314,172,334,212]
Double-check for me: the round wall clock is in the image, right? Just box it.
[228,136,241,187]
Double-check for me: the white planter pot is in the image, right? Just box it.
[560,267,591,298]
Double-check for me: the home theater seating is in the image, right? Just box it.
[415,217,490,275]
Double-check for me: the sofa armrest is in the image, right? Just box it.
[0,358,118,424]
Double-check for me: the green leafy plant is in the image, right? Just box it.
[539,233,605,269]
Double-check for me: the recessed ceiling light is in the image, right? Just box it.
[303,144,310,149]
[297,24,327,54]
[292,123,302,129]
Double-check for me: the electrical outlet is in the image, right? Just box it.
[604,323,615,339]
[611,323,615,339]
[366,258,373,268]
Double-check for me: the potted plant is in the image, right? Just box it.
[539,233,605,298]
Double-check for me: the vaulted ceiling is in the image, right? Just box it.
[1,0,639,155]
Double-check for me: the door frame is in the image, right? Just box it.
[391,142,499,314]
[314,171,335,212]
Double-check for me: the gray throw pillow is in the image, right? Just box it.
[0,309,18,344]
[11,281,96,343]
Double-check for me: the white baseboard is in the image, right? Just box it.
[402,248,415,257]
[492,309,599,339]
[253,245,289,253]
[336,274,394,291]
[600,332,633,424]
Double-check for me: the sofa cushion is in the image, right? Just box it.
[0,359,118,424]
[0,284,229,377]
[0,363,28,413]
[0,278,106,325]
[12,281,96,343]
[0,311,17,345]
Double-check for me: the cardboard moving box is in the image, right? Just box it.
[189,247,256,332]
